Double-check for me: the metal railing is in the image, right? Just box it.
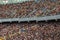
[0,15,60,23]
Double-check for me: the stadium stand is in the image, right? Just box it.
[0,0,60,40]
[0,0,59,22]
[0,22,60,40]
[0,0,60,18]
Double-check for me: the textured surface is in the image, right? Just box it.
[0,22,60,40]
[0,0,60,18]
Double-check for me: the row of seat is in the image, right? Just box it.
[0,0,60,18]
[0,22,60,40]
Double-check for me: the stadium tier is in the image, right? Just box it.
[0,22,60,40]
[0,0,60,40]
[0,0,60,22]
[0,0,60,18]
